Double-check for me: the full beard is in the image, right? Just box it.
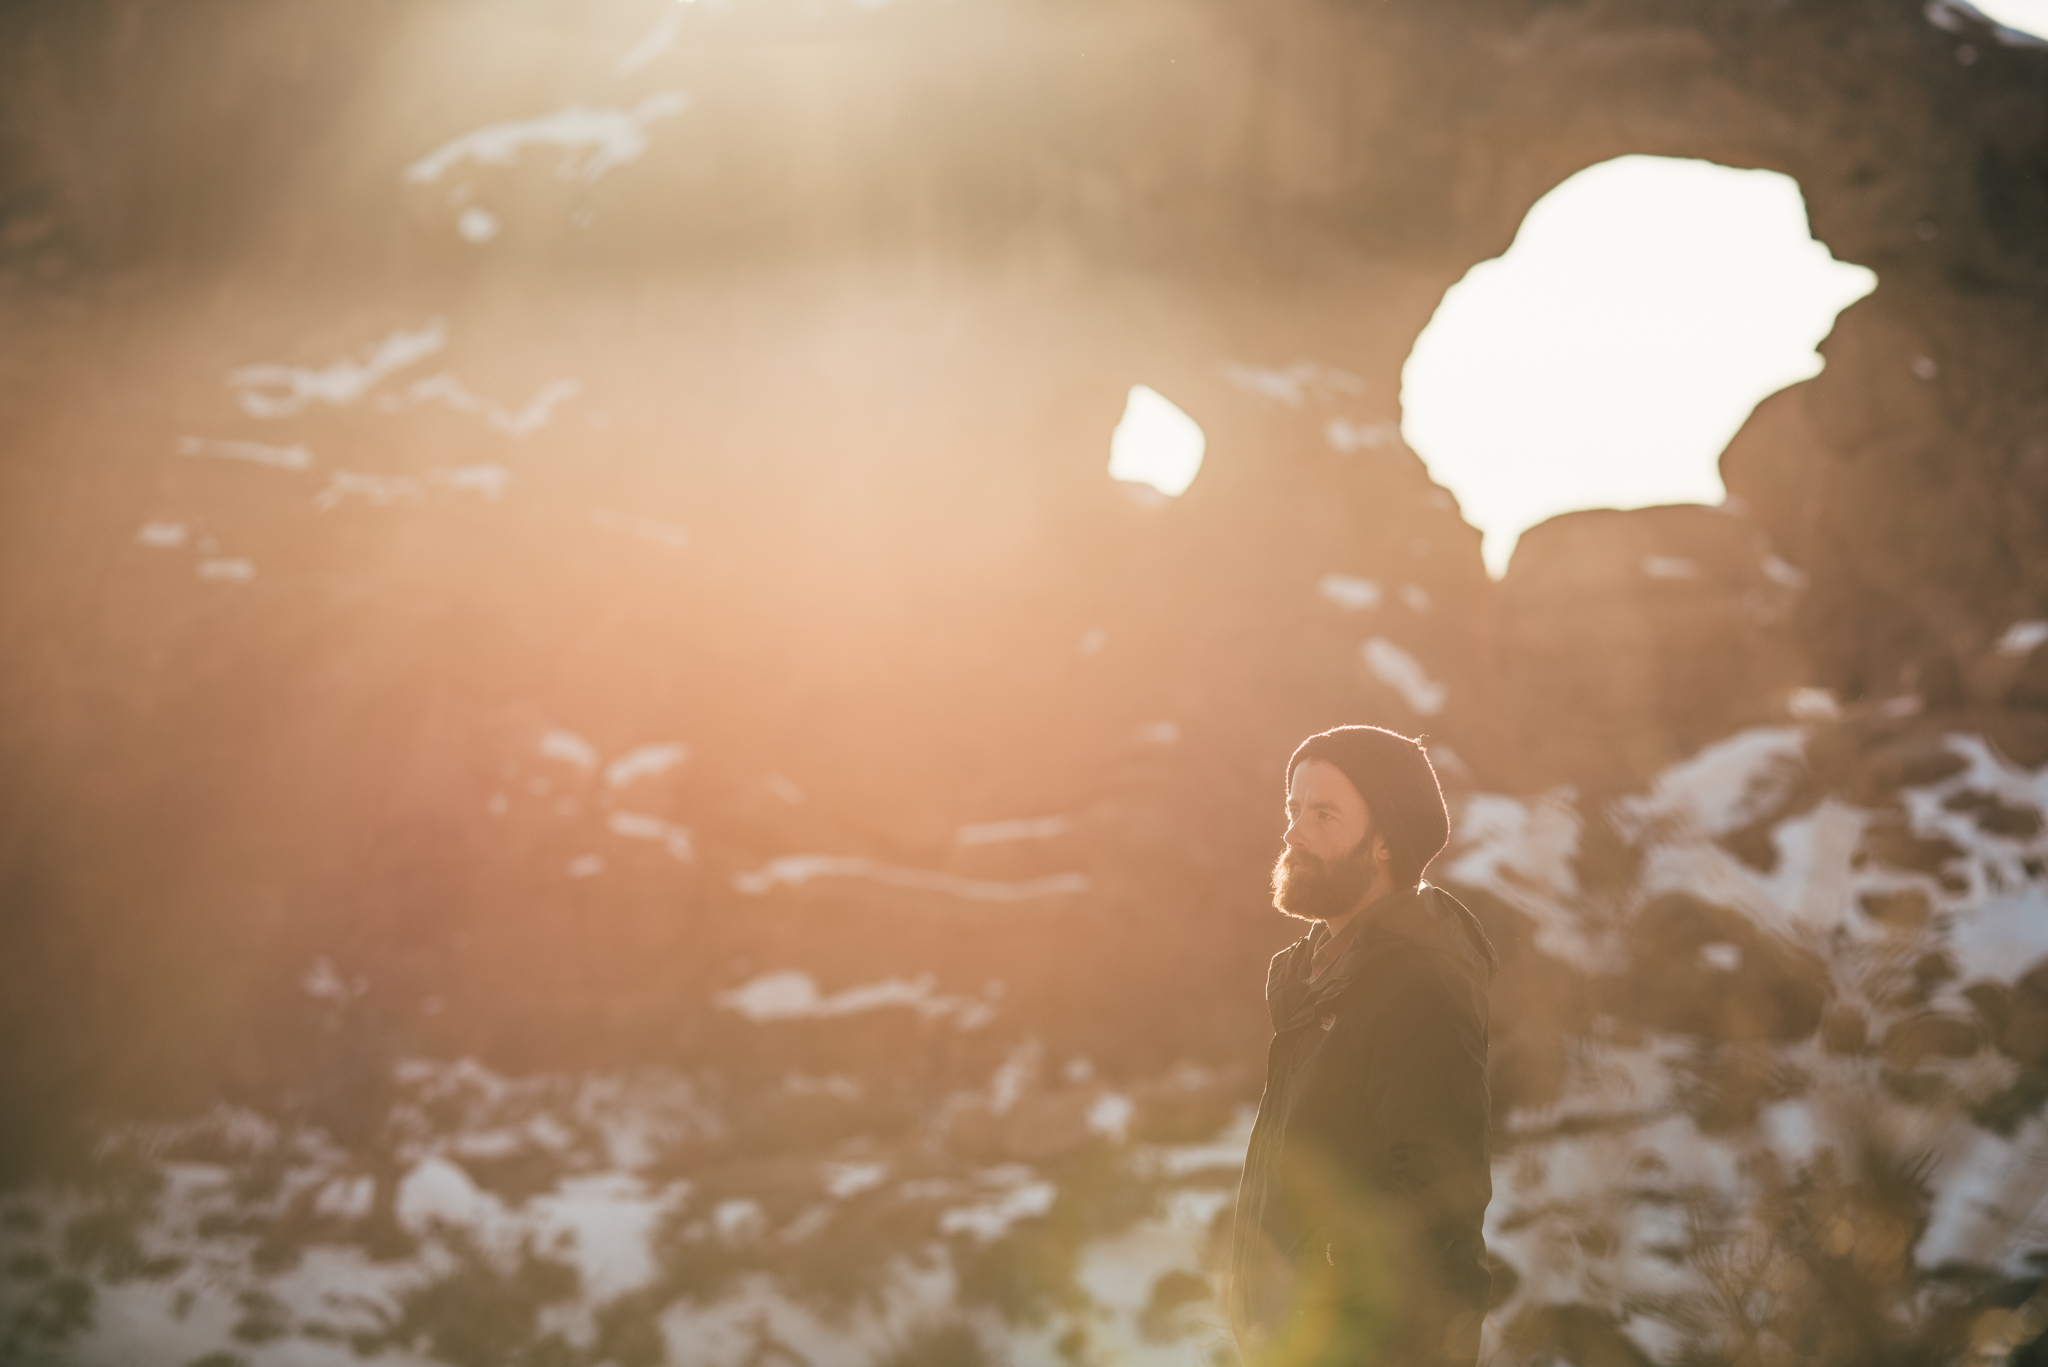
[1270,837,1376,923]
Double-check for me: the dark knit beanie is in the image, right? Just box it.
[1287,725,1450,883]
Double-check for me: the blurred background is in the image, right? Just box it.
[3,1,2048,1363]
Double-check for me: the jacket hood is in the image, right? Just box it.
[1267,882,1496,1032]
[1373,882,1498,982]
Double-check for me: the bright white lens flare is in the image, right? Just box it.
[1401,155,1877,577]
[1108,385,1206,498]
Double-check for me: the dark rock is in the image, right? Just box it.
[1859,816,1968,876]
[1136,1269,1211,1344]
[2004,963,2048,1069]
[2011,644,2048,713]
[1975,1069,2048,1136]
[1910,952,1963,1005]
[1482,1250,1519,1310]
[1675,1042,1808,1132]
[1822,1004,1870,1056]
[1859,889,1933,930]
[1847,738,1971,806]
[1987,714,2048,769]
[1942,788,2046,838]
[1881,1013,1983,1068]
[1965,981,2012,1051]
[1502,1302,1654,1367]
[1125,1069,1243,1145]
[1718,817,1784,874]
[1575,807,1649,897]
[1444,884,1595,1116]
[1605,893,1827,1044]
[1496,506,1805,792]
[1881,1068,1953,1108]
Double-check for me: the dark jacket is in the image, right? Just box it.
[1229,883,1498,1367]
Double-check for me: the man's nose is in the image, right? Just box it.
[1283,820,1307,849]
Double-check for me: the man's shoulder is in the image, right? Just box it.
[1347,936,1490,1020]
[1365,886,1496,981]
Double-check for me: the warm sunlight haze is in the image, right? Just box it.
[1401,155,1878,577]
[10,6,2048,1364]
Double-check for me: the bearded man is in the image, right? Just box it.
[1229,725,1497,1367]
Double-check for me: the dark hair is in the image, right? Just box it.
[1287,725,1450,885]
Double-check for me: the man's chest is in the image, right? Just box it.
[1269,987,1406,1132]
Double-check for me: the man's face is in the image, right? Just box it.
[1271,758,1383,921]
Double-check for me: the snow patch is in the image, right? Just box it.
[313,1174,375,1221]
[1217,360,1362,408]
[379,373,582,437]
[430,464,512,499]
[1612,725,1806,842]
[1787,686,1840,721]
[1444,791,1598,968]
[313,471,424,512]
[1902,735,2048,983]
[715,971,994,1027]
[607,811,695,861]
[1362,636,1447,715]
[988,1044,1036,1116]
[616,6,686,74]
[532,1173,678,1300]
[302,957,364,1002]
[734,855,1090,902]
[1763,554,1809,589]
[229,319,446,419]
[195,557,255,582]
[540,729,600,770]
[819,1162,888,1199]
[939,1175,1056,1242]
[714,1198,765,1242]
[1325,416,1400,451]
[1086,1093,1135,1144]
[1318,574,1381,611]
[1697,941,1742,971]
[178,436,314,470]
[956,816,1071,846]
[1997,620,2048,657]
[405,93,690,185]
[606,742,689,788]
[135,521,188,548]
[457,206,500,242]
[1754,798,1867,936]
[591,505,690,549]
[397,1155,498,1233]
[1643,555,1700,580]
[1148,1107,1256,1177]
